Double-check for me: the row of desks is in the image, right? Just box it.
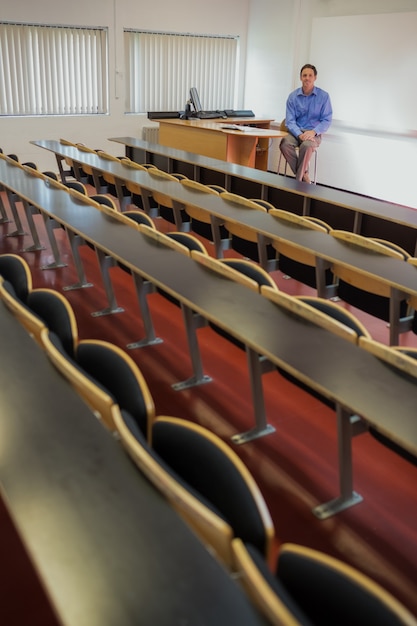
[1,152,417,520]
[109,135,417,253]
[31,140,417,345]
[0,301,267,626]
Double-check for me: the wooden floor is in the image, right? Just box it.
[1,187,417,623]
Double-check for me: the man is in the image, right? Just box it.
[280,64,332,183]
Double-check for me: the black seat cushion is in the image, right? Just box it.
[27,290,75,358]
[242,543,313,625]
[337,281,408,322]
[223,259,274,288]
[47,331,109,397]
[76,342,149,436]
[0,255,31,301]
[152,420,268,553]
[121,411,224,519]
[279,256,334,290]
[229,234,275,263]
[278,549,408,626]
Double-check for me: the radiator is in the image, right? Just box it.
[142,126,159,143]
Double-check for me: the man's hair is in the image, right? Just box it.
[300,64,317,76]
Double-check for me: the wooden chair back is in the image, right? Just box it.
[269,208,330,267]
[232,538,417,626]
[115,413,275,569]
[148,168,182,209]
[0,277,46,344]
[331,230,406,297]
[180,178,220,224]
[40,329,118,431]
[261,286,359,344]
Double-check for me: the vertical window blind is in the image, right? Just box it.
[0,22,108,116]
[124,30,239,114]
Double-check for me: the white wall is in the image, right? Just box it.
[248,0,417,207]
[2,0,417,207]
[308,6,417,207]
[244,0,296,119]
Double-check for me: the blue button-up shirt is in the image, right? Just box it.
[285,86,333,138]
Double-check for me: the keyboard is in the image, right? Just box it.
[224,109,255,118]
[196,111,226,119]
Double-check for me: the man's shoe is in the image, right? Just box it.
[302,173,311,184]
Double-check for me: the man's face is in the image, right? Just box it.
[300,68,316,94]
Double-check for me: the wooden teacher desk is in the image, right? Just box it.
[0,302,267,626]
[156,118,285,170]
[2,156,417,518]
[109,136,417,254]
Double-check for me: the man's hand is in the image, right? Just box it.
[299,130,316,141]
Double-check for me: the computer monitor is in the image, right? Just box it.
[189,87,203,113]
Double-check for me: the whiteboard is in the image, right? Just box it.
[310,12,417,132]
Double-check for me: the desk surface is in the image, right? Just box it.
[0,301,268,626]
[28,141,417,298]
[2,155,417,461]
[157,117,285,138]
[108,136,417,232]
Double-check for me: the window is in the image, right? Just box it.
[124,30,239,114]
[0,22,108,116]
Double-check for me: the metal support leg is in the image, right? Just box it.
[257,233,278,272]
[315,257,337,298]
[115,179,132,212]
[210,214,229,259]
[92,170,108,194]
[312,149,318,185]
[312,405,364,519]
[91,248,124,317]
[172,200,188,232]
[126,274,163,348]
[231,349,275,444]
[22,201,46,252]
[140,190,159,218]
[5,191,27,236]
[71,161,89,184]
[171,304,212,390]
[40,215,68,269]
[62,230,94,291]
[0,194,10,223]
[352,212,363,235]
[302,196,311,216]
[55,154,72,183]
[389,288,412,346]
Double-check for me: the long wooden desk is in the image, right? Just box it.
[109,136,417,254]
[2,154,417,519]
[156,117,285,170]
[30,141,417,344]
[0,301,267,625]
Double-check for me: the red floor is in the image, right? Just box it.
[1,190,417,622]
